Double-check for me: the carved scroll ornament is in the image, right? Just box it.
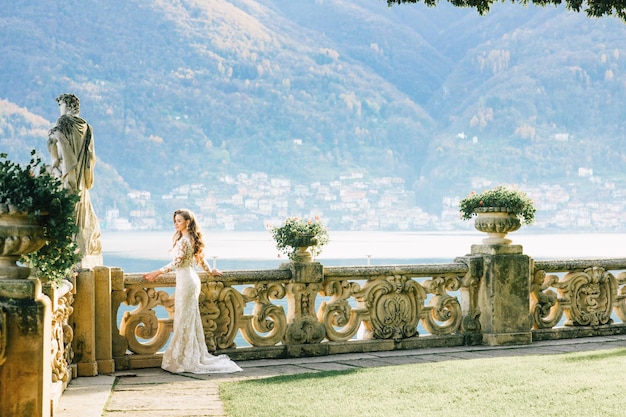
[240,282,287,347]
[318,279,367,341]
[119,287,174,355]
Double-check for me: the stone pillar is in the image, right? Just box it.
[0,279,51,417]
[472,244,532,346]
[73,269,98,376]
[284,262,325,349]
[94,266,114,374]
[110,268,128,369]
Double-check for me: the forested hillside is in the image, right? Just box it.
[2,0,626,226]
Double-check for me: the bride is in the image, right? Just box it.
[143,209,242,374]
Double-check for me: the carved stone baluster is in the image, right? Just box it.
[559,267,615,326]
[47,281,74,384]
[529,266,562,329]
[360,274,423,341]
[240,282,287,347]
[420,275,462,335]
[284,262,325,345]
[200,280,245,351]
[318,279,366,341]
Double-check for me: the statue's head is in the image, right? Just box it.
[56,94,80,114]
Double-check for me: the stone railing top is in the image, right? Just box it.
[323,262,469,278]
[124,262,471,285]
[533,258,626,272]
[124,268,293,286]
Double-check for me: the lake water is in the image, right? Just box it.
[101,230,626,272]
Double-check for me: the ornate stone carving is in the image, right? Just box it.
[459,270,482,334]
[240,282,287,347]
[318,279,366,341]
[200,280,245,351]
[560,267,615,326]
[284,282,325,344]
[119,287,174,354]
[530,269,563,329]
[0,213,46,279]
[532,266,616,328]
[359,275,425,341]
[50,283,74,383]
[420,275,462,335]
[474,209,521,245]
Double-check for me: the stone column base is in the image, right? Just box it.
[483,332,532,346]
[77,361,98,376]
[97,359,115,375]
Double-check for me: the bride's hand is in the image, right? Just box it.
[211,268,223,277]
[143,270,161,282]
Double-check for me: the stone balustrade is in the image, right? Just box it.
[108,261,476,368]
[69,251,624,372]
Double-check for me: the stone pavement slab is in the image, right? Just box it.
[54,374,115,417]
[106,381,224,415]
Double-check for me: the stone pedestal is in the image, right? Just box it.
[284,262,325,345]
[0,278,51,417]
[471,244,532,346]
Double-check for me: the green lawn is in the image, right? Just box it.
[220,348,626,417]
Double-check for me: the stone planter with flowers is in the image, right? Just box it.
[270,216,329,262]
[459,186,536,245]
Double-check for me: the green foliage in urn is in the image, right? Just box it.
[0,151,81,284]
[270,216,330,261]
[459,185,536,224]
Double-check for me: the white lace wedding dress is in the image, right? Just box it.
[159,237,242,374]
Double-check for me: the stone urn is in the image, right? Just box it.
[0,213,47,279]
[473,207,521,245]
[292,234,317,263]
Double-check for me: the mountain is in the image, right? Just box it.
[2,0,626,229]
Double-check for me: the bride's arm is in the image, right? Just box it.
[196,252,222,277]
[144,239,186,281]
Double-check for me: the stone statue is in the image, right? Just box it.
[48,93,102,266]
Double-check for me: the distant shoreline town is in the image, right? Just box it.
[103,170,626,233]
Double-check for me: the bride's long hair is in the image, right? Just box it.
[171,208,205,256]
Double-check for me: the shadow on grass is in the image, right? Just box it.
[235,368,364,386]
